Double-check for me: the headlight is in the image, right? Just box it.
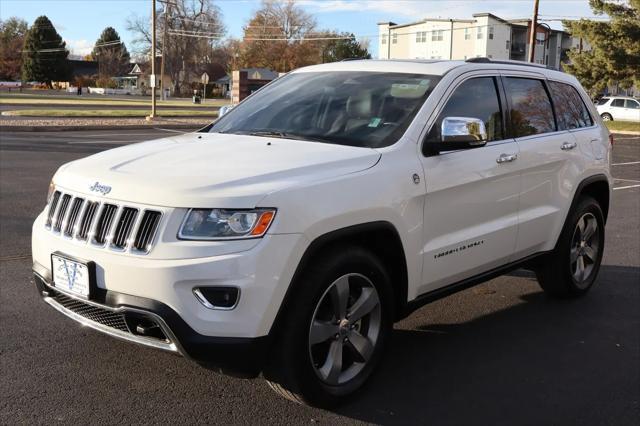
[46,180,56,203]
[178,208,276,240]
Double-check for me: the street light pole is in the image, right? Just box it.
[527,0,540,63]
[160,1,170,101]
[149,0,157,119]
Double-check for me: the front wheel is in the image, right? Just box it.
[535,196,605,297]
[264,246,393,407]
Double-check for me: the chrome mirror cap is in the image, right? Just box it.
[441,116,488,144]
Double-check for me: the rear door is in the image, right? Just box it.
[502,74,585,258]
[418,73,520,294]
[624,99,640,121]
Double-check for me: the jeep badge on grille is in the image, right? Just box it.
[89,182,112,195]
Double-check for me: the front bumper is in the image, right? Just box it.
[33,271,270,377]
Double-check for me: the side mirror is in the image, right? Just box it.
[429,117,488,152]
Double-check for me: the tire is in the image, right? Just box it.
[535,196,605,297]
[264,246,393,407]
[601,113,613,121]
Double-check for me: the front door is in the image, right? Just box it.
[418,75,520,295]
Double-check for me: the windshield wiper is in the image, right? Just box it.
[247,130,331,144]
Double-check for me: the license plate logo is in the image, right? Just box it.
[52,255,90,297]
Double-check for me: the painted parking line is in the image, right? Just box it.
[612,161,640,166]
[615,178,640,183]
[613,184,640,191]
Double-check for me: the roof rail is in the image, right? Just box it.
[465,57,550,69]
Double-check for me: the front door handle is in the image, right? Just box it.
[496,153,518,164]
[561,141,577,150]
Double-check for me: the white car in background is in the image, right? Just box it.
[596,96,640,122]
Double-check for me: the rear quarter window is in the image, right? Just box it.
[548,81,593,129]
[504,77,556,137]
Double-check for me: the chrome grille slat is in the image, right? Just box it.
[46,191,61,228]
[77,201,99,241]
[94,204,117,245]
[44,190,162,255]
[133,210,161,252]
[63,198,84,237]
[53,194,71,232]
[112,207,138,249]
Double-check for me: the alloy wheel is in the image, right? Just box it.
[308,273,381,386]
[570,212,600,288]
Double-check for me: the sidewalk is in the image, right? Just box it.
[0,117,211,132]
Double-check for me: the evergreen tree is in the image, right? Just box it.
[92,27,130,77]
[563,0,640,96]
[323,33,371,63]
[21,16,69,86]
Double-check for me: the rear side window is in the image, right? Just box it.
[504,77,556,137]
[625,99,640,109]
[548,81,593,129]
[426,76,504,143]
[611,99,625,107]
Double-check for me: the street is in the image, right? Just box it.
[1,129,638,425]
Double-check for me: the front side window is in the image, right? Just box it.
[548,81,593,129]
[425,77,503,145]
[210,72,441,149]
[611,98,625,107]
[504,77,556,137]
[625,99,640,109]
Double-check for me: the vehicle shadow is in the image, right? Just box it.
[334,265,640,426]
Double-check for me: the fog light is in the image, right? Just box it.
[193,287,240,310]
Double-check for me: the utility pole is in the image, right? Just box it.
[148,0,157,119]
[527,0,540,63]
[160,1,171,101]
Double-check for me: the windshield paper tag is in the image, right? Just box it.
[368,117,382,128]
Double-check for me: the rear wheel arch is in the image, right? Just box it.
[575,175,610,223]
[268,221,409,340]
[555,174,610,249]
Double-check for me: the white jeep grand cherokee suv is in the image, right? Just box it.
[32,58,612,406]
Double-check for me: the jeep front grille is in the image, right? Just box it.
[45,190,162,254]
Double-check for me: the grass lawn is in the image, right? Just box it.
[3,109,218,118]
[0,92,227,108]
[605,121,640,132]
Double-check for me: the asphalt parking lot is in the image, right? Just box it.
[1,129,638,425]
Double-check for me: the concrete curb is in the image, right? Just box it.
[0,124,206,132]
[610,130,640,136]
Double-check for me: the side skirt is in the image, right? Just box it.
[403,251,549,317]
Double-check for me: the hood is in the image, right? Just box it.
[54,132,381,208]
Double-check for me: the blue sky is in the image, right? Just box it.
[1,0,603,58]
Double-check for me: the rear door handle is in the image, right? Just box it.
[496,153,518,164]
[561,141,577,150]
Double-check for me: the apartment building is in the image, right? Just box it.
[378,13,583,70]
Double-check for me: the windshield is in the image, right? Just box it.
[597,97,610,105]
[209,71,440,148]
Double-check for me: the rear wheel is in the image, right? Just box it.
[535,196,605,297]
[265,246,393,407]
[600,113,613,121]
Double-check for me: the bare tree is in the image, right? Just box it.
[239,0,320,72]
[127,0,225,95]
